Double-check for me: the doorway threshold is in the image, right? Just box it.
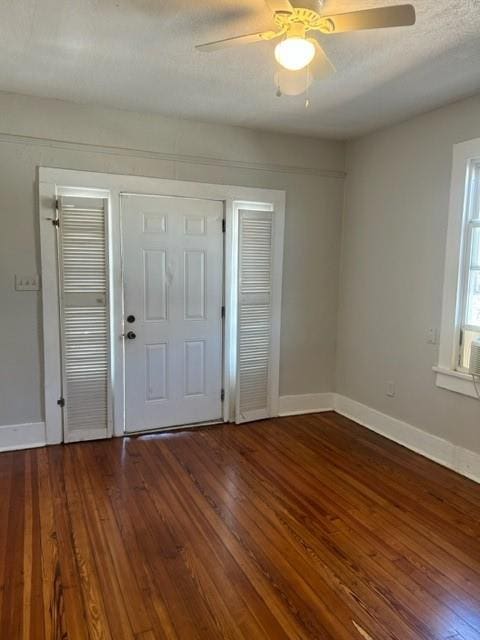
[124,419,226,437]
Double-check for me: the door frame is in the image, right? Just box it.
[39,167,285,444]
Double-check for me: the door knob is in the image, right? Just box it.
[126,331,136,340]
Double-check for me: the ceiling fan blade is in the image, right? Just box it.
[308,39,335,79]
[196,30,280,52]
[274,67,313,96]
[265,0,294,14]
[323,4,416,34]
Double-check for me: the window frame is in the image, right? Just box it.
[435,138,480,398]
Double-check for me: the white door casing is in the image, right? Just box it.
[39,169,285,444]
[121,194,224,432]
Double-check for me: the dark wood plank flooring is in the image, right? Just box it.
[1,411,479,639]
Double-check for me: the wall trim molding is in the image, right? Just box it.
[0,422,46,453]
[279,392,335,416]
[334,395,480,484]
[0,131,346,180]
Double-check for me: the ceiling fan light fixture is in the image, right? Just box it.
[274,36,315,71]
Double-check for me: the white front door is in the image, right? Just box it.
[121,194,224,432]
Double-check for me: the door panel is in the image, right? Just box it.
[146,343,168,400]
[121,194,224,432]
[184,250,206,318]
[184,340,206,396]
[144,250,168,320]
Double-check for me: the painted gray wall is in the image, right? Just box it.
[337,94,480,455]
[0,93,345,427]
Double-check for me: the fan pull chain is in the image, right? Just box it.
[275,71,282,97]
[305,66,311,109]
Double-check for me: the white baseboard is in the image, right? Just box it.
[2,396,479,486]
[0,421,46,453]
[334,395,480,484]
[279,393,335,416]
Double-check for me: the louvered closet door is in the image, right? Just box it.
[58,196,111,442]
[236,209,277,423]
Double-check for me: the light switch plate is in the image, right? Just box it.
[15,274,40,291]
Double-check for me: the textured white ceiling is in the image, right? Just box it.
[0,0,479,139]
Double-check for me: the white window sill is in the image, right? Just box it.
[433,366,479,399]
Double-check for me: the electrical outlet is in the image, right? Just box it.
[426,327,438,344]
[15,274,40,291]
[386,381,396,397]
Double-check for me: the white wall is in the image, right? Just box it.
[0,92,345,428]
[337,93,480,455]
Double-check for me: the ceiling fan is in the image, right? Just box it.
[196,1,416,96]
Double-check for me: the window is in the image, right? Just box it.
[458,162,480,370]
[435,138,480,398]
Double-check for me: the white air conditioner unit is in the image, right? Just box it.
[469,337,480,376]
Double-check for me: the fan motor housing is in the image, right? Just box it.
[274,4,333,34]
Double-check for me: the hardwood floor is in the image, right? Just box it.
[1,412,480,639]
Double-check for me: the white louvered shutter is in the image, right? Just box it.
[58,196,111,442]
[236,209,278,423]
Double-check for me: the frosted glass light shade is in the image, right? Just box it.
[274,37,315,71]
